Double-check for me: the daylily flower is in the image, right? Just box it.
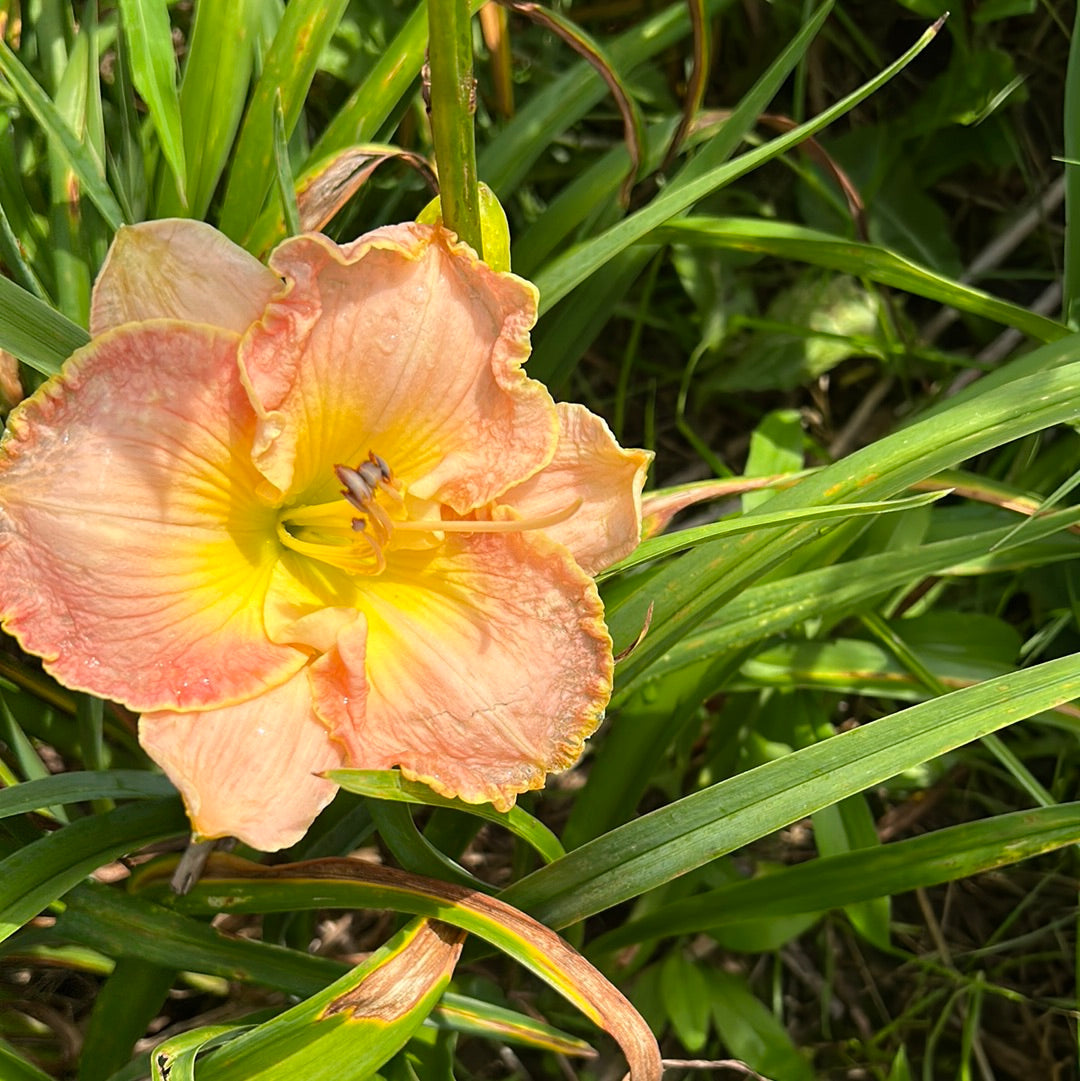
[0,220,651,850]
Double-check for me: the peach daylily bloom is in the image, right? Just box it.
[0,220,651,851]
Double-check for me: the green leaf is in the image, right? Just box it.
[500,653,1080,927]
[271,89,301,237]
[118,0,187,204]
[218,0,350,245]
[51,883,593,1058]
[0,39,125,231]
[479,0,734,195]
[1066,0,1080,327]
[0,770,176,818]
[79,956,177,1081]
[707,969,814,1081]
[659,952,710,1052]
[191,919,461,1081]
[132,853,661,1078]
[310,2,431,165]
[598,490,948,581]
[624,506,1080,693]
[0,274,89,375]
[610,349,1080,701]
[533,8,945,312]
[152,1026,251,1081]
[0,797,187,943]
[53,882,343,996]
[329,769,564,864]
[654,216,1067,344]
[157,0,258,219]
[0,1038,55,1081]
[589,803,1080,950]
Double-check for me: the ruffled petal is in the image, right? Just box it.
[308,531,613,810]
[500,403,652,575]
[90,219,283,336]
[140,668,342,851]
[238,223,558,509]
[0,321,303,711]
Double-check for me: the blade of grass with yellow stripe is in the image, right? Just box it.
[159,918,464,1081]
[131,853,663,1080]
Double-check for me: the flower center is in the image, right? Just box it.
[276,451,582,576]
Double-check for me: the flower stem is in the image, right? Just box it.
[427,0,483,256]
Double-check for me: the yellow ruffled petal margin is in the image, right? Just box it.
[0,321,302,713]
[307,528,613,811]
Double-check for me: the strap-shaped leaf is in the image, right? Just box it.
[654,216,1067,343]
[165,918,464,1081]
[131,853,662,1080]
[0,274,88,375]
[0,39,125,231]
[0,770,176,818]
[329,768,564,863]
[500,652,1080,927]
[534,10,945,311]
[0,798,187,943]
[218,0,349,244]
[117,0,187,204]
[52,882,595,1058]
[589,802,1080,952]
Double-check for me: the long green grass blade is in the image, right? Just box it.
[598,489,947,581]
[500,653,1080,927]
[0,39,125,231]
[53,882,342,995]
[0,1039,55,1081]
[329,769,565,863]
[0,798,187,943]
[0,275,89,375]
[479,0,735,194]
[132,853,661,1077]
[218,0,349,244]
[534,14,943,311]
[192,919,462,1081]
[1063,1,1080,326]
[610,348,1080,697]
[631,507,1080,691]
[309,2,431,165]
[80,956,177,1081]
[0,771,176,817]
[589,802,1080,951]
[52,882,593,1056]
[655,217,1067,342]
[117,0,187,204]
[156,0,258,219]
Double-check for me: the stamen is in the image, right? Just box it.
[278,450,582,577]
[275,519,383,575]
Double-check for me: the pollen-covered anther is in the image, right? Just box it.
[335,452,399,543]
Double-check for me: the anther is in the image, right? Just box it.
[336,453,394,512]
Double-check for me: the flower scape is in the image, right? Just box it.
[0,220,651,851]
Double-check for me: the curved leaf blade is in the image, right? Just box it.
[500,653,1080,926]
[118,0,187,203]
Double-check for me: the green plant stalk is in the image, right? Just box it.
[427,0,483,255]
[1064,0,1080,327]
